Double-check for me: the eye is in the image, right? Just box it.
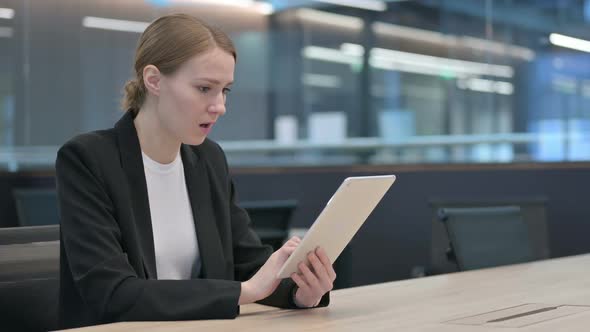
[197,86,211,93]
[222,88,231,95]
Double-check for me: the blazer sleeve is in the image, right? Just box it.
[56,139,242,323]
[218,146,329,309]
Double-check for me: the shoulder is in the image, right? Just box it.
[56,128,118,172]
[60,129,116,152]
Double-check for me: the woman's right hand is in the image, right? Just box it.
[239,236,301,305]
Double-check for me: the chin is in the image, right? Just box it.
[183,135,207,146]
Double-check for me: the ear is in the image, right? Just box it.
[143,65,161,97]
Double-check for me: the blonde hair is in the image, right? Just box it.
[122,14,237,114]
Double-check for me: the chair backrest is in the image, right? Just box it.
[13,189,60,226]
[0,241,60,281]
[438,206,533,271]
[0,241,60,331]
[241,200,297,250]
[0,225,60,245]
[429,198,549,274]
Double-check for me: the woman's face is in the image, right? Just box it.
[157,47,235,146]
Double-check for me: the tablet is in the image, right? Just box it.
[276,175,396,279]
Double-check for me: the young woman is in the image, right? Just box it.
[56,13,335,329]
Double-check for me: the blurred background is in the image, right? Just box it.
[1,1,590,330]
[1,0,590,167]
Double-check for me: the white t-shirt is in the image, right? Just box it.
[142,150,201,280]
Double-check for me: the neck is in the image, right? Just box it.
[134,102,181,164]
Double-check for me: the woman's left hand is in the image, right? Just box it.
[291,246,337,308]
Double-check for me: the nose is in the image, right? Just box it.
[207,92,227,116]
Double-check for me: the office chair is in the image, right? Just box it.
[241,200,297,251]
[0,225,60,245]
[0,240,59,281]
[0,239,60,330]
[13,188,60,226]
[0,278,59,332]
[437,206,533,271]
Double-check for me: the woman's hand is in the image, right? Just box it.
[239,236,301,305]
[291,247,336,308]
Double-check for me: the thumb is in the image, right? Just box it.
[275,245,297,262]
[283,245,297,255]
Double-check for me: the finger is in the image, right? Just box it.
[283,241,298,249]
[282,237,300,249]
[284,240,300,249]
[316,247,337,281]
[281,245,297,256]
[299,261,322,293]
[291,273,310,292]
[308,251,332,291]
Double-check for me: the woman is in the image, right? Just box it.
[56,13,335,329]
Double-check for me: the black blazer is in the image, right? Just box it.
[56,112,328,329]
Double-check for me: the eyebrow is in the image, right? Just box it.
[197,78,233,86]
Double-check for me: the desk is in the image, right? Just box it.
[63,254,590,331]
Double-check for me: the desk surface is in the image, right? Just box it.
[64,254,590,332]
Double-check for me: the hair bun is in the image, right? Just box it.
[122,79,145,114]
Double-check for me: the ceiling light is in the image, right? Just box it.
[0,8,14,19]
[550,33,590,53]
[82,16,149,33]
[312,0,386,11]
[297,9,363,29]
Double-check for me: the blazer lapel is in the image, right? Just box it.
[181,144,226,280]
[114,112,158,279]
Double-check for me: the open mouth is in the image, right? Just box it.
[199,123,212,128]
